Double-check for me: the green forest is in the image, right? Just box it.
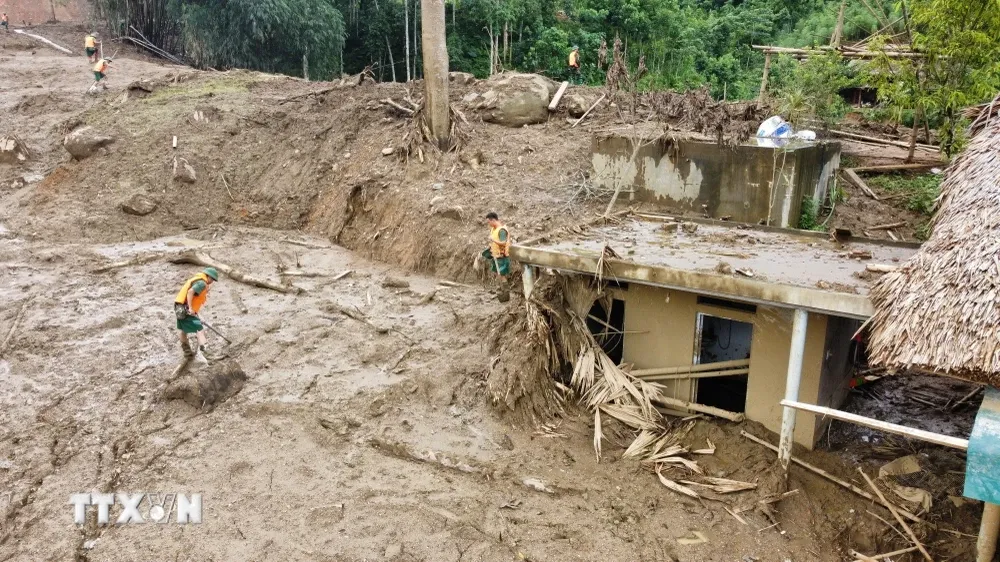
[95,0,1000,149]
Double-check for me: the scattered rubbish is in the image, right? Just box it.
[735,268,755,277]
[676,530,708,545]
[522,478,555,494]
[500,499,522,510]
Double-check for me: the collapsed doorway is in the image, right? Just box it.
[694,313,753,413]
[586,298,626,365]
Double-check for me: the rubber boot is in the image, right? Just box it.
[496,277,511,303]
[181,340,195,359]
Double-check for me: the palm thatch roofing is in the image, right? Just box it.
[867,95,1000,384]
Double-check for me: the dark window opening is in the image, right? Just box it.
[586,299,626,365]
[695,314,753,413]
[697,296,757,314]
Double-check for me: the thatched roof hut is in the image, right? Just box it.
[867,99,1000,384]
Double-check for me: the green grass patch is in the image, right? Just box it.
[864,172,942,216]
[798,196,823,231]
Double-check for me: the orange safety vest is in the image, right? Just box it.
[569,51,579,67]
[94,59,108,73]
[85,35,96,48]
[174,273,212,313]
[489,225,511,259]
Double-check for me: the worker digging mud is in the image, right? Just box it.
[174,267,220,362]
[85,32,101,63]
[89,58,111,93]
[568,45,581,84]
[479,212,513,302]
[1,13,9,33]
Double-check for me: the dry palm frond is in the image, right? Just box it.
[642,445,689,464]
[656,470,700,499]
[571,347,597,392]
[599,404,661,431]
[623,430,662,458]
[658,456,703,474]
[682,477,757,494]
[593,409,603,462]
[692,438,716,455]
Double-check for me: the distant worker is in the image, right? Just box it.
[480,212,513,302]
[1,13,9,33]
[568,45,581,84]
[85,32,101,62]
[174,267,220,360]
[90,58,111,92]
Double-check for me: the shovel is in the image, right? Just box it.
[200,319,232,345]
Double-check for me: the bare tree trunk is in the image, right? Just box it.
[414,0,421,79]
[303,47,309,80]
[421,0,450,148]
[49,0,58,22]
[906,108,921,163]
[487,25,495,76]
[404,0,412,82]
[503,21,509,66]
[386,36,397,82]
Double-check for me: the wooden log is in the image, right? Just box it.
[170,251,304,294]
[639,368,750,382]
[781,399,968,450]
[632,358,750,377]
[548,81,570,111]
[652,395,744,422]
[831,129,937,152]
[870,221,907,230]
[758,52,772,100]
[740,430,924,524]
[851,163,939,174]
[857,469,933,561]
[843,169,880,200]
[381,98,416,116]
[572,94,606,128]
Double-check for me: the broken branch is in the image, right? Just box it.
[857,468,933,561]
[170,250,304,294]
[572,93,606,128]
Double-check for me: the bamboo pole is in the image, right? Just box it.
[977,503,1000,562]
[850,546,919,562]
[740,430,924,524]
[857,469,933,561]
[632,358,750,377]
[652,395,744,422]
[638,368,750,382]
[781,400,968,450]
[758,52,771,100]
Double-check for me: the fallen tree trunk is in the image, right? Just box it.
[170,251,303,294]
[830,129,938,152]
[842,169,880,200]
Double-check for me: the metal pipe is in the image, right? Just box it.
[778,309,809,474]
[977,502,1000,562]
[522,265,535,299]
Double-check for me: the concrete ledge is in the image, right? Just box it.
[511,245,875,319]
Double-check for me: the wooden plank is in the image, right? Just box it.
[632,358,750,377]
[780,399,969,450]
[870,221,906,230]
[740,430,924,524]
[548,81,570,111]
[638,368,750,382]
[843,169,880,200]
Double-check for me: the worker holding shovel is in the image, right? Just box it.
[478,212,513,302]
[174,267,220,361]
[89,57,112,93]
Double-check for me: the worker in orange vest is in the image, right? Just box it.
[90,58,111,92]
[568,46,581,84]
[85,32,101,62]
[2,13,9,34]
[174,267,220,360]
[478,212,513,302]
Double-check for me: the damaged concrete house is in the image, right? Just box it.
[513,133,918,448]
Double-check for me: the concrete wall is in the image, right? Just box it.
[591,136,840,228]
[813,315,862,437]
[0,0,89,23]
[616,283,833,448]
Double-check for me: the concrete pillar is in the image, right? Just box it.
[778,309,809,475]
[978,502,1000,562]
[522,265,535,299]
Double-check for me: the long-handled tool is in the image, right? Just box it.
[200,319,232,344]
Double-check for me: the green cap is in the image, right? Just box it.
[204,267,219,281]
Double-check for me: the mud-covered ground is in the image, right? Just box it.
[0,24,982,562]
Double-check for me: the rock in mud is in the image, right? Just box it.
[0,134,30,164]
[384,543,403,559]
[565,94,589,118]
[449,71,476,85]
[481,73,557,128]
[121,194,158,216]
[173,157,197,183]
[381,276,410,289]
[433,205,464,221]
[163,359,247,409]
[63,127,114,160]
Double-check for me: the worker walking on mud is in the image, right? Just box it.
[85,32,101,63]
[174,267,220,361]
[2,13,9,33]
[480,212,513,302]
[90,58,111,93]
[568,46,581,84]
